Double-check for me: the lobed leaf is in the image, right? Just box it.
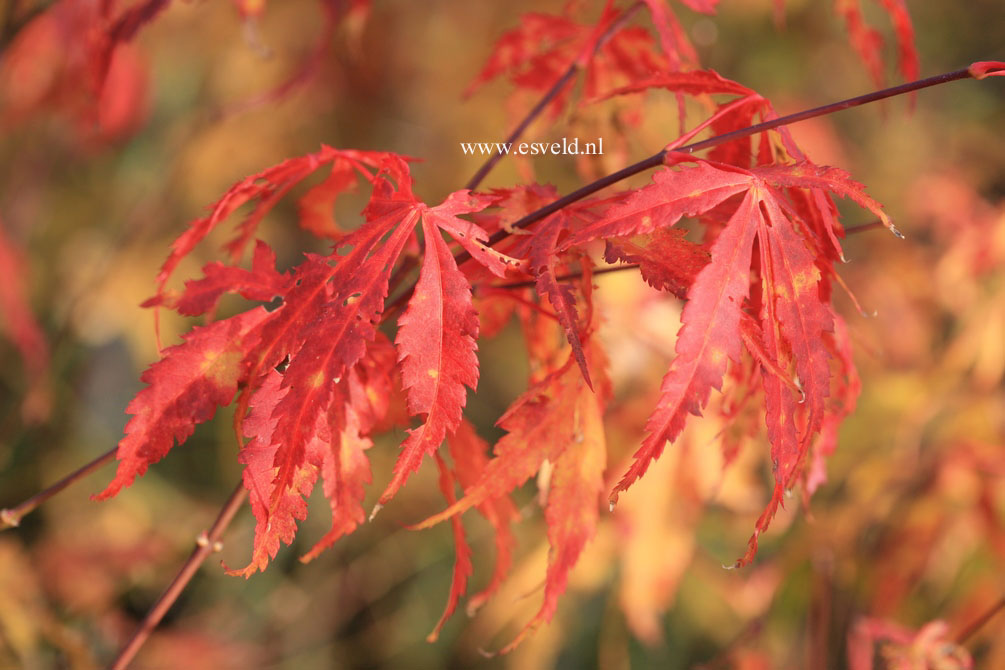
[378,213,480,506]
[611,188,760,504]
[94,308,269,500]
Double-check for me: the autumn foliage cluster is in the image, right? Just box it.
[0,1,1003,668]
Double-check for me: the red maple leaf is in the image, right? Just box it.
[465,1,675,119]
[565,154,888,564]
[72,0,992,654]
[94,308,270,501]
[413,336,610,652]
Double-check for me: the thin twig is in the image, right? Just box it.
[956,595,1005,645]
[462,66,975,261]
[492,263,638,290]
[0,447,117,529]
[109,482,248,670]
[483,219,885,291]
[464,2,645,191]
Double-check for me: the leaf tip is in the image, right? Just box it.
[221,560,256,579]
[608,490,620,511]
[968,61,1005,80]
[368,502,383,522]
[90,487,118,503]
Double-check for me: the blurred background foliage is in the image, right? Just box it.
[0,0,1003,668]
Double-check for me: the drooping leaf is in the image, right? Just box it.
[583,158,888,565]
[413,341,609,652]
[94,308,270,500]
[499,350,607,654]
[412,356,587,531]
[378,212,481,506]
[147,240,291,317]
[445,419,517,617]
[610,188,759,504]
[833,0,919,88]
[603,228,710,299]
[530,214,593,388]
[426,452,474,642]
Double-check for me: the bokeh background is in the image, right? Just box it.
[0,0,1003,668]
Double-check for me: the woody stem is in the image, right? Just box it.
[0,447,117,530]
[487,219,883,290]
[956,595,1005,646]
[109,481,248,670]
[455,65,976,266]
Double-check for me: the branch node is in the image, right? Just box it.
[0,509,20,529]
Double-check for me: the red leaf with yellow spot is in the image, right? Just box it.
[234,333,395,576]
[268,214,414,509]
[377,210,481,506]
[94,308,270,501]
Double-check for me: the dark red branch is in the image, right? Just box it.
[471,66,976,256]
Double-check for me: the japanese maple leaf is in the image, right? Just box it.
[230,335,395,576]
[603,228,711,299]
[528,213,594,388]
[152,147,412,310]
[564,154,889,564]
[154,152,517,574]
[143,240,291,318]
[834,0,918,89]
[413,343,610,652]
[94,308,270,500]
[376,185,518,508]
[465,2,673,119]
